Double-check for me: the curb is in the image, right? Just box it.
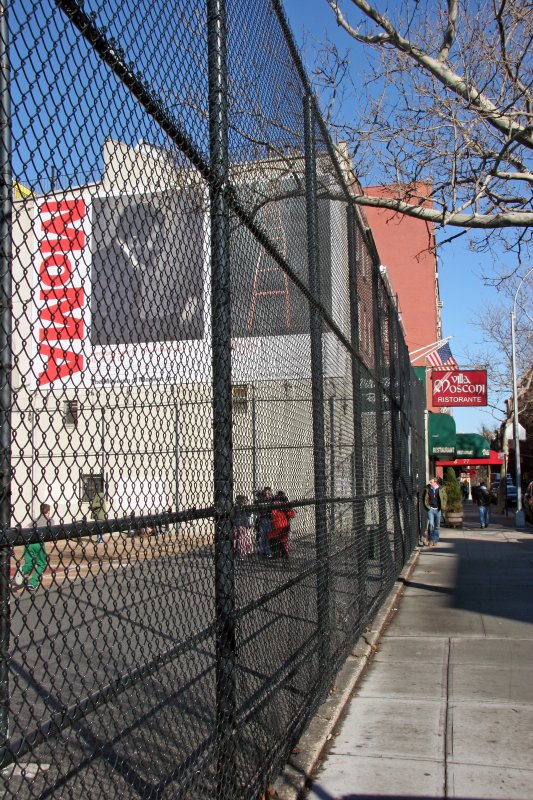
[273,545,422,800]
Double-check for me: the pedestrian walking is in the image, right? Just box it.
[475,480,491,528]
[89,489,107,544]
[232,494,254,557]
[13,502,53,592]
[437,477,447,526]
[269,491,295,559]
[256,486,273,558]
[423,477,442,547]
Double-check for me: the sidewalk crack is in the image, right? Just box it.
[444,636,452,797]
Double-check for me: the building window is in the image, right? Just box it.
[383,325,389,356]
[65,399,79,427]
[80,473,104,503]
[362,308,371,353]
[232,384,248,414]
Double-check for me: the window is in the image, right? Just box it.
[232,384,248,414]
[383,325,390,357]
[360,246,368,280]
[367,315,372,355]
[65,399,79,426]
[362,307,371,353]
[80,473,104,503]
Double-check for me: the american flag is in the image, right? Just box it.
[426,342,459,369]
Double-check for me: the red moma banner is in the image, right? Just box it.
[34,198,89,387]
[431,369,487,406]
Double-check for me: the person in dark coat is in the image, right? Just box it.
[475,481,491,528]
[256,487,273,558]
[423,477,442,547]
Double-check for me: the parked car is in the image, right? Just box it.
[490,475,518,506]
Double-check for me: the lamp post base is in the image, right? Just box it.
[515,509,526,529]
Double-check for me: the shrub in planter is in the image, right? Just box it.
[444,467,463,520]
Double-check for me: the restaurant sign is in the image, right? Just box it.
[432,369,487,407]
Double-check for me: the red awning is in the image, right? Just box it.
[438,449,503,467]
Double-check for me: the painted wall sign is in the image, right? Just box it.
[33,197,91,387]
[30,188,347,388]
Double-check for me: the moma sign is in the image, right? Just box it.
[33,198,91,387]
[30,188,347,388]
[432,370,487,407]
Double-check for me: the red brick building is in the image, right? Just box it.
[363,183,442,412]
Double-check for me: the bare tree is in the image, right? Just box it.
[479,423,498,444]
[468,272,533,419]
[466,270,532,506]
[317,1,533,257]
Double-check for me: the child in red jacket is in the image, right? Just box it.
[269,491,295,558]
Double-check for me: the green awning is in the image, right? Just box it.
[428,413,456,459]
[455,433,490,459]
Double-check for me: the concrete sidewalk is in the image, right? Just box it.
[300,504,533,800]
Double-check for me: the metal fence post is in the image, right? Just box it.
[371,264,391,579]
[251,387,257,494]
[207,1,236,796]
[408,341,425,545]
[0,0,11,761]
[303,92,329,675]
[402,336,417,548]
[346,204,366,610]
[387,298,404,568]
[329,396,335,534]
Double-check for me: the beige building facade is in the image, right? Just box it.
[11,140,358,533]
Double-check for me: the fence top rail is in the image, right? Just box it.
[0,495,374,547]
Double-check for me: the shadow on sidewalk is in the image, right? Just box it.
[310,792,497,800]
[450,536,533,622]
[404,503,533,625]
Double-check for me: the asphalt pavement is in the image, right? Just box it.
[292,503,533,800]
[4,526,327,798]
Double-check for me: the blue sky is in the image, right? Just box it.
[282,0,508,436]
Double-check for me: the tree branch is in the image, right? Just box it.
[347,191,533,228]
[329,0,533,148]
[438,0,458,61]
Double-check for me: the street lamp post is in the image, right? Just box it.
[510,267,533,529]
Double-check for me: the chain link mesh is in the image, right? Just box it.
[0,0,426,797]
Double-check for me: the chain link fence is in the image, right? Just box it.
[0,0,426,796]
